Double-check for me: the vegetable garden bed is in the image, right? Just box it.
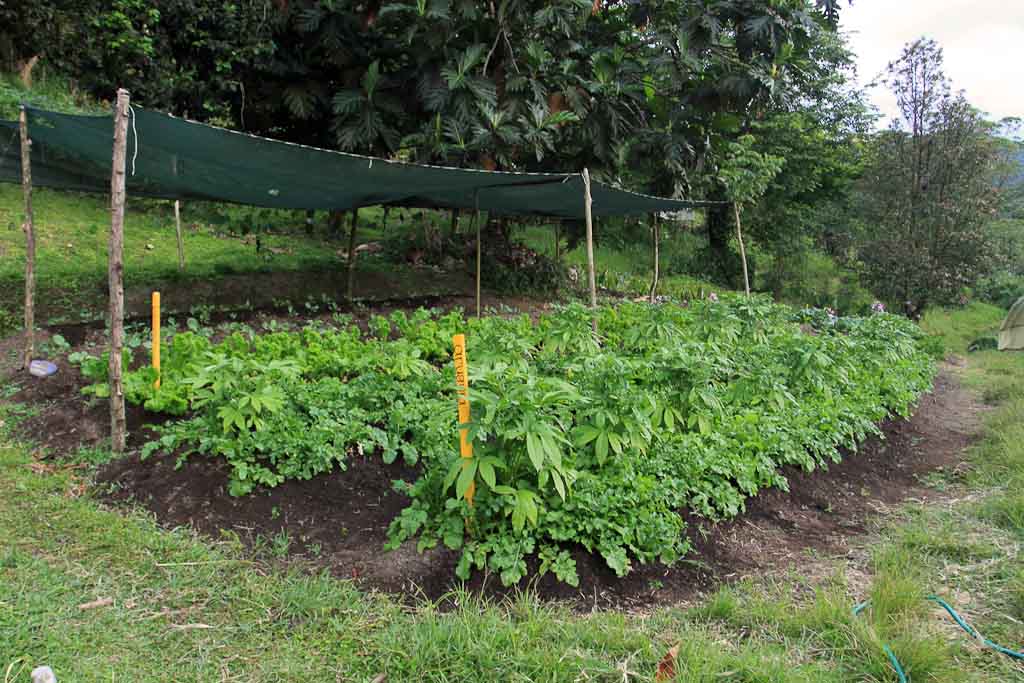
[65,295,937,591]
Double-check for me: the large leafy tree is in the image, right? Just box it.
[15,0,858,268]
[3,0,272,123]
[857,38,1003,311]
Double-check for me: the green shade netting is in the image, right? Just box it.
[0,106,714,218]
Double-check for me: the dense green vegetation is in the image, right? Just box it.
[68,298,934,585]
[3,304,1023,682]
[2,2,1024,680]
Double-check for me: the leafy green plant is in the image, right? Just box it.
[124,299,934,585]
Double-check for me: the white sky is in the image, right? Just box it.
[841,1,1024,126]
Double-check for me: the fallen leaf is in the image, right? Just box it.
[78,597,113,610]
[655,644,679,681]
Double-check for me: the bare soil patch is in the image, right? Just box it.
[100,372,982,609]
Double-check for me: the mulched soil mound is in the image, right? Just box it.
[92,372,980,609]
[2,316,982,610]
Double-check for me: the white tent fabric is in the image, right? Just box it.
[998,295,1024,350]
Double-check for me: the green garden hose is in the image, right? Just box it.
[852,595,1024,681]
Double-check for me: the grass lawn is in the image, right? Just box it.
[0,184,724,336]
[2,304,1024,681]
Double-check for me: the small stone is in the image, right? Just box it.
[146,243,155,250]
[31,666,57,683]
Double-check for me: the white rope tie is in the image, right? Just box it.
[128,103,139,176]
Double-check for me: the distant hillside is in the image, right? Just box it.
[1013,149,1024,184]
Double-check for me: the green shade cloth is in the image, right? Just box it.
[0,106,715,218]
[999,295,1024,351]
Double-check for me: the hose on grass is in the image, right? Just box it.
[852,595,1024,681]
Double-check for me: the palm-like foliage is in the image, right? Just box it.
[331,61,405,152]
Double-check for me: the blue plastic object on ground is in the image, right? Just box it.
[28,360,58,377]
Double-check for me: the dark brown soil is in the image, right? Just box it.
[1,313,982,610]
[88,372,980,609]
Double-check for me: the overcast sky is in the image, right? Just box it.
[840,1,1024,127]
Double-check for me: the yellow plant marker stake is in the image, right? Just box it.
[152,291,161,389]
[452,333,474,504]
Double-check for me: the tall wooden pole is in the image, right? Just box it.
[346,208,359,302]
[109,89,130,453]
[649,214,660,304]
[19,107,35,369]
[734,202,750,297]
[174,200,185,270]
[581,169,597,329]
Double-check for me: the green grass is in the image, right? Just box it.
[518,222,722,300]
[0,185,466,327]
[921,302,1006,355]
[0,68,108,119]
[5,305,1024,680]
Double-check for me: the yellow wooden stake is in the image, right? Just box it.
[452,333,474,504]
[152,291,161,389]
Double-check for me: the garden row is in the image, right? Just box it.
[73,297,937,586]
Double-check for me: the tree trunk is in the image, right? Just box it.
[703,186,743,288]
[706,200,732,267]
[108,89,130,454]
[19,108,36,369]
[734,202,750,297]
[346,208,359,302]
[174,200,185,270]
[649,215,660,304]
[582,169,597,331]
[328,209,345,239]
[17,55,39,87]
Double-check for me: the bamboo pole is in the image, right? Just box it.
[649,214,660,304]
[581,169,597,329]
[19,107,35,369]
[734,201,750,297]
[109,89,130,453]
[346,208,359,302]
[174,200,185,270]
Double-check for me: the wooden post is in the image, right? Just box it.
[346,208,359,302]
[19,107,35,370]
[174,200,185,270]
[475,211,482,318]
[581,169,597,329]
[649,214,660,304]
[734,202,750,296]
[450,208,460,237]
[109,89,130,454]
